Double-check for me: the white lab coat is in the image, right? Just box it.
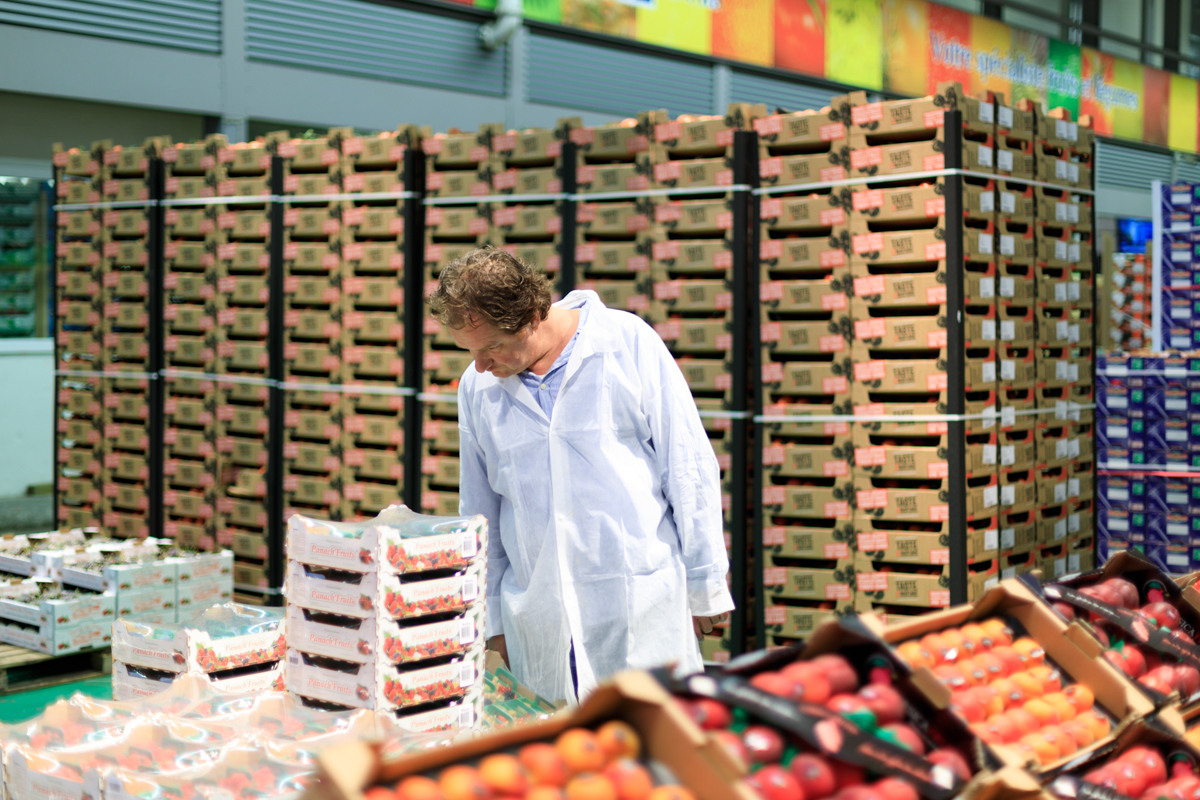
[457,290,734,703]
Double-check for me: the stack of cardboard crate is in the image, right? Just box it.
[644,105,764,661]
[989,96,1041,583]
[340,127,422,524]
[755,104,857,645]
[491,124,573,293]
[1028,108,1097,580]
[53,140,107,532]
[99,138,169,540]
[571,113,661,319]
[284,508,486,732]
[843,86,1000,621]
[279,129,355,528]
[209,134,282,597]
[420,125,501,518]
[162,135,227,554]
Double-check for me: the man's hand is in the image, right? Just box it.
[693,612,730,637]
[488,634,509,668]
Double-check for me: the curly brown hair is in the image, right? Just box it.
[428,246,553,334]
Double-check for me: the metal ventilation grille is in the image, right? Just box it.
[0,0,221,52]
[1097,139,1174,192]
[730,71,838,114]
[246,0,507,97]
[528,33,713,116]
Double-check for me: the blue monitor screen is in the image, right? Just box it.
[1118,217,1153,253]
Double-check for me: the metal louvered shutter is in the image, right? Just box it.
[730,71,837,114]
[528,33,713,116]
[1097,139,1173,193]
[1176,158,1200,185]
[246,0,507,97]
[0,0,221,52]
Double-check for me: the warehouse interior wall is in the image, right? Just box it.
[0,91,207,179]
[0,340,53,497]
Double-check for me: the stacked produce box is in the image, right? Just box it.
[1097,352,1200,571]
[1107,251,1150,350]
[209,134,282,598]
[53,140,107,532]
[111,602,284,700]
[284,507,486,731]
[642,104,764,662]
[338,125,421,524]
[1159,183,1200,351]
[0,178,45,337]
[571,113,660,324]
[1029,107,1096,582]
[492,123,573,295]
[992,95,1041,584]
[755,102,857,644]
[0,529,112,654]
[421,124,502,518]
[843,85,1000,620]
[279,129,354,529]
[162,134,227,553]
[100,138,166,541]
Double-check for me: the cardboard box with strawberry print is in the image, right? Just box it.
[286,602,483,666]
[286,506,486,575]
[112,603,285,674]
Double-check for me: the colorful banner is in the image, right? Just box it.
[466,0,1200,153]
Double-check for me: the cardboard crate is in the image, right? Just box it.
[854,557,997,609]
[854,473,999,522]
[762,441,852,481]
[850,427,996,479]
[575,160,651,194]
[855,516,999,564]
[652,104,766,157]
[999,469,1038,515]
[343,203,406,241]
[575,240,651,281]
[343,410,404,448]
[850,349,995,396]
[761,550,855,610]
[761,481,855,520]
[852,261,996,308]
[575,203,653,242]
[569,111,665,164]
[493,165,562,195]
[850,307,994,352]
[998,428,1038,472]
[996,303,1035,346]
[998,344,1037,388]
[426,204,491,240]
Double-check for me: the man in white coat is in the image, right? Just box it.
[429,246,734,703]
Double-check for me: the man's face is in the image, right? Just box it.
[450,317,537,378]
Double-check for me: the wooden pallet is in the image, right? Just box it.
[0,644,111,695]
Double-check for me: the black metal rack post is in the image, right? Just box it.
[943,111,968,605]
[559,141,578,296]
[745,133,767,653]
[146,159,165,540]
[403,147,426,511]
[266,157,286,602]
[729,131,756,656]
[1089,137,1099,556]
